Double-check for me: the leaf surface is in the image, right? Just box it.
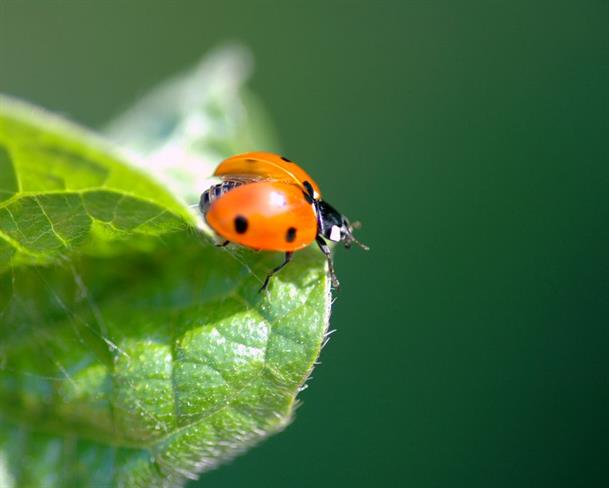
[0,51,329,488]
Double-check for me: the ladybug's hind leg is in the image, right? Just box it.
[260,252,293,292]
[316,236,340,289]
[215,240,230,247]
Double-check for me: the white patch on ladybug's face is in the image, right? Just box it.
[269,191,286,207]
[329,225,342,242]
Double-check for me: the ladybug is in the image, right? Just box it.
[200,151,368,290]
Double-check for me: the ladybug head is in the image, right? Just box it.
[317,200,369,250]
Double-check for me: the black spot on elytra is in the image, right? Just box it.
[280,156,293,163]
[286,226,297,243]
[245,158,256,163]
[302,190,314,204]
[303,180,314,194]
[234,215,248,234]
[302,180,316,203]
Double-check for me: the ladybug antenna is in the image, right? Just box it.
[349,234,370,251]
[345,222,369,251]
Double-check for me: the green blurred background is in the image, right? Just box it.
[1,1,607,486]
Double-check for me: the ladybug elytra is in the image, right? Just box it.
[200,152,367,290]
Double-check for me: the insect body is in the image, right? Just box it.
[205,182,318,252]
[200,152,367,290]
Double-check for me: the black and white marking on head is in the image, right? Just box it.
[317,199,351,243]
[285,226,297,243]
[316,199,369,250]
[329,225,342,242]
[234,215,249,234]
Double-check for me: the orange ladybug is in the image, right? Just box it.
[200,152,368,290]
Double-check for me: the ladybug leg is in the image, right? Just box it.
[316,236,340,289]
[215,240,230,247]
[260,252,293,292]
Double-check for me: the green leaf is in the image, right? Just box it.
[0,49,329,487]
[0,96,194,271]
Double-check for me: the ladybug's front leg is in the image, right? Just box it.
[316,236,340,289]
[260,252,293,292]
